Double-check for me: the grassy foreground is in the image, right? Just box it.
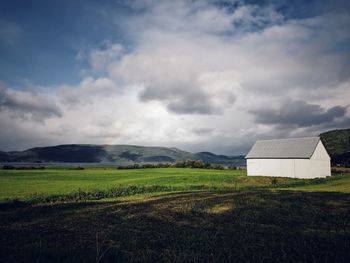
[1,167,350,262]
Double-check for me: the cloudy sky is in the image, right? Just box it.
[0,0,349,154]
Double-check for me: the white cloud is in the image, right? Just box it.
[59,76,118,106]
[1,0,349,154]
[89,43,124,72]
[0,85,62,121]
[108,5,348,119]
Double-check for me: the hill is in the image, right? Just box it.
[194,151,244,165]
[0,144,245,166]
[320,128,350,166]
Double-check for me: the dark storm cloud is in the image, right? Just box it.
[138,85,206,114]
[167,98,213,114]
[139,83,236,115]
[191,127,214,135]
[0,86,62,120]
[250,100,347,128]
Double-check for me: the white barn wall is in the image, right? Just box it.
[247,159,295,178]
[294,159,330,179]
[247,141,330,179]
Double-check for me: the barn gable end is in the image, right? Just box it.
[310,140,330,160]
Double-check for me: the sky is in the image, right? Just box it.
[0,0,349,155]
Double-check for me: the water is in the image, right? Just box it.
[0,162,121,167]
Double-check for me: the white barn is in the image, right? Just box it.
[246,137,331,179]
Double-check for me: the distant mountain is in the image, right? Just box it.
[2,128,350,167]
[194,152,245,165]
[320,128,350,166]
[0,144,245,166]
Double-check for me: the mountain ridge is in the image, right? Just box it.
[0,144,245,166]
[1,127,349,166]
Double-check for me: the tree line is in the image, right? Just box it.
[117,160,239,170]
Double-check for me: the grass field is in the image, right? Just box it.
[1,167,350,201]
[0,168,244,200]
[1,167,350,262]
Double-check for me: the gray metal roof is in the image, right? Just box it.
[245,137,320,159]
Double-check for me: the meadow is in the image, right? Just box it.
[0,168,245,201]
[1,167,350,262]
[1,167,350,201]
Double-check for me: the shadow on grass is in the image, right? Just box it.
[1,190,350,262]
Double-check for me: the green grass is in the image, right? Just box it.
[0,168,244,200]
[1,167,350,262]
[1,167,350,202]
[284,175,350,192]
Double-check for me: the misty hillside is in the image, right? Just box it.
[320,128,350,166]
[0,144,244,166]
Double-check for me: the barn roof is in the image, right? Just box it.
[245,137,320,159]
